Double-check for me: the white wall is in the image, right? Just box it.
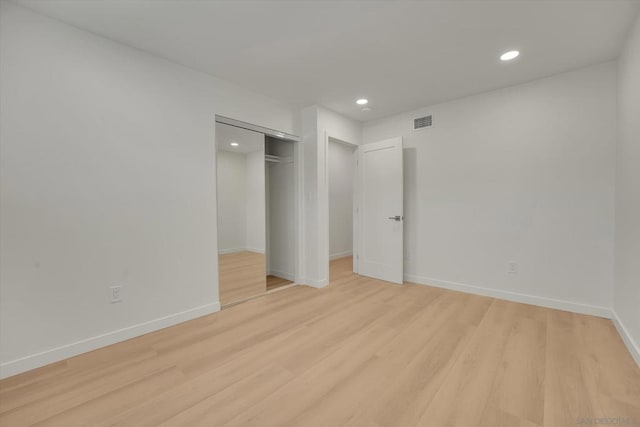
[301,105,361,286]
[328,140,356,259]
[216,151,248,253]
[217,148,264,254]
[245,149,266,253]
[363,62,617,316]
[300,107,320,285]
[318,107,362,147]
[615,14,640,365]
[0,1,297,378]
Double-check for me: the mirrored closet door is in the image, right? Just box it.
[216,123,266,305]
[216,122,297,306]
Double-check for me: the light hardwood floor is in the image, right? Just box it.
[1,257,639,426]
[218,251,266,305]
[266,275,294,291]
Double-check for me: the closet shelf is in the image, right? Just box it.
[265,154,293,164]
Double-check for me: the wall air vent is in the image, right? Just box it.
[413,115,432,130]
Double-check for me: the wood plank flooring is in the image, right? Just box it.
[218,251,266,305]
[266,275,294,291]
[1,257,639,426]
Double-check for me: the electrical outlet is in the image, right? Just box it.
[109,285,123,303]
[508,262,518,274]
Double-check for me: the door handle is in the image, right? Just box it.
[388,215,402,221]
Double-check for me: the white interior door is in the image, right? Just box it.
[356,137,403,284]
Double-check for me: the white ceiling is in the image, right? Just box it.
[216,123,264,154]
[17,0,640,122]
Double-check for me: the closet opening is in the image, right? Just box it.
[328,136,357,281]
[215,116,299,307]
[265,136,296,291]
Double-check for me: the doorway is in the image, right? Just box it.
[328,137,357,280]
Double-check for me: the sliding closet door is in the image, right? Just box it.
[216,123,266,305]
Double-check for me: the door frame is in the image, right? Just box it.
[323,132,360,276]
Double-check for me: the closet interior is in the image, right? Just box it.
[215,122,296,306]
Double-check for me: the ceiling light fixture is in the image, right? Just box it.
[500,50,520,61]
[230,142,239,147]
[356,98,369,105]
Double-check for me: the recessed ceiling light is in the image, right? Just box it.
[500,50,520,61]
[230,142,239,147]
[356,98,369,105]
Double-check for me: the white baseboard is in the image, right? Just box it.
[0,302,220,380]
[611,310,640,368]
[268,269,296,282]
[304,277,329,288]
[219,247,265,255]
[404,274,612,319]
[218,248,245,255]
[330,251,352,261]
